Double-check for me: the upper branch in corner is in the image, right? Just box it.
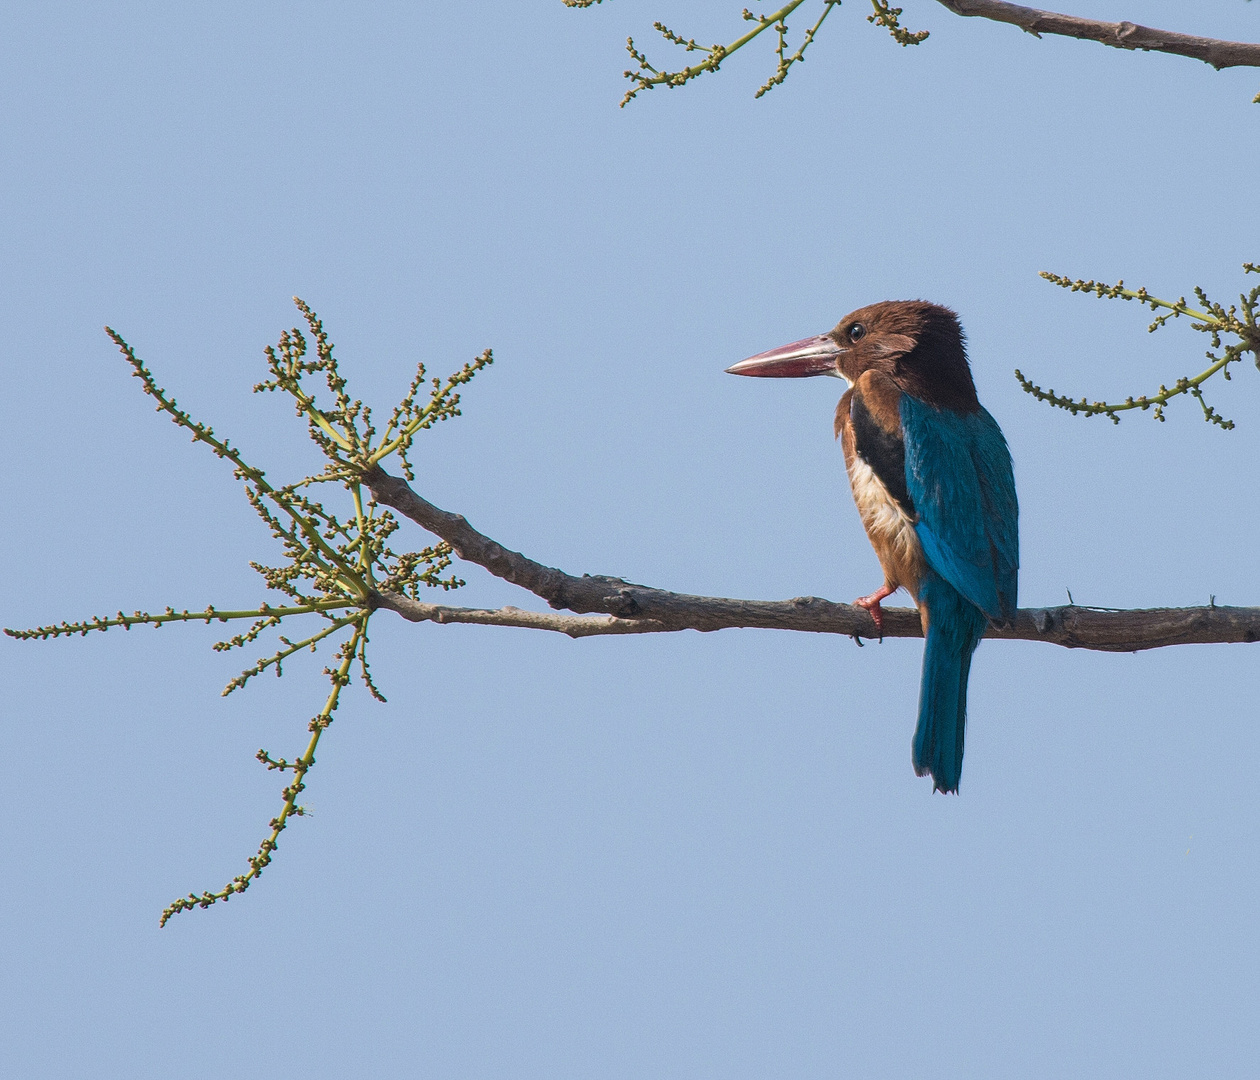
[934,1,1260,77]
[568,1,1260,102]
[1016,263,1260,428]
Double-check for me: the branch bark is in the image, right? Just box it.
[364,466,1260,652]
[934,1,1260,70]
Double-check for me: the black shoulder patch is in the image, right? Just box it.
[850,390,916,518]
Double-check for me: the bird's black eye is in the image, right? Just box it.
[848,323,866,343]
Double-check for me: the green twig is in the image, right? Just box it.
[620,1,811,106]
[756,1,842,97]
[220,614,361,696]
[4,600,355,641]
[160,621,364,927]
[1016,265,1260,428]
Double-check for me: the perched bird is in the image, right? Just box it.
[726,301,1017,793]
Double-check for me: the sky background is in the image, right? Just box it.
[2,2,1259,1076]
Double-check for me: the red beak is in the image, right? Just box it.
[725,334,843,378]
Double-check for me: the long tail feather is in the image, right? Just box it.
[913,570,987,793]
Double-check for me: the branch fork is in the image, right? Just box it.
[363,466,1260,652]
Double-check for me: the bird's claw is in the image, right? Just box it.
[854,586,895,639]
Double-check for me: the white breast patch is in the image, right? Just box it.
[846,453,921,564]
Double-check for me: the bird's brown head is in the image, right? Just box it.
[726,300,980,413]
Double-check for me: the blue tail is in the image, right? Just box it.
[913,570,988,794]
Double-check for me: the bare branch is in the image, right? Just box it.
[364,468,1260,652]
[374,593,670,636]
[934,0,1260,71]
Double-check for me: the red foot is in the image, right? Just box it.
[854,584,896,637]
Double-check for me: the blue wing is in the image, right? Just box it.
[900,395,1018,622]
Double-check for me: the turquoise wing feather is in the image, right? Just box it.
[900,395,1018,622]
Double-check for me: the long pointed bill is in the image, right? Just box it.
[724,334,844,378]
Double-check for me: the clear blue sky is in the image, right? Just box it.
[2,2,1258,1077]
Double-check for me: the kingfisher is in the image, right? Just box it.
[726,301,1017,793]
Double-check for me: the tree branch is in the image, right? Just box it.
[935,0,1260,70]
[364,467,1260,652]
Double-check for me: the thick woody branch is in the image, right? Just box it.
[935,0,1260,70]
[364,467,1260,652]
[371,589,1260,650]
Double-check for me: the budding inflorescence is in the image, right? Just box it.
[1015,264,1260,429]
[866,1,928,47]
[615,2,903,107]
[7,298,493,924]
